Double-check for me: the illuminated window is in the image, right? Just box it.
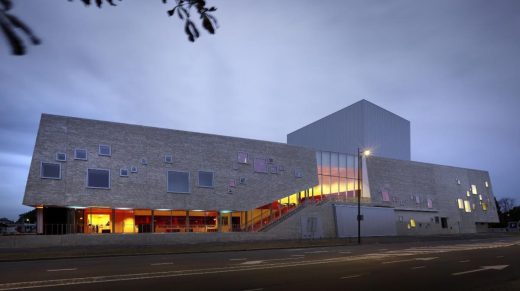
[167,170,190,193]
[87,168,110,189]
[479,195,483,201]
[457,199,464,209]
[339,154,347,177]
[381,191,390,202]
[41,162,61,179]
[98,144,111,156]
[55,153,66,162]
[321,152,330,176]
[74,148,87,160]
[253,158,268,173]
[456,179,461,185]
[471,185,477,194]
[331,152,339,177]
[410,218,416,228]
[427,199,433,209]
[316,152,322,174]
[237,152,248,164]
[322,176,330,195]
[485,181,489,188]
[466,191,470,197]
[464,200,471,213]
[198,171,214,188]
[482,203,488,211]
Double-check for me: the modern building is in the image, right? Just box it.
[23,100,499,237]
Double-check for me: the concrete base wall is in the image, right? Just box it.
[0,232,293,249]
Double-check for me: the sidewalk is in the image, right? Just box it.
[0,233,517,262]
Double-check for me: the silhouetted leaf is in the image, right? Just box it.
[5,13,41,45]
[0,0,12,11]
[202,15,214,34]
[0,20,24,55]
[184,20,194,42]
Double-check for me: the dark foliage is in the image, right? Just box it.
[16,209,36,224]
[1,0,217,56]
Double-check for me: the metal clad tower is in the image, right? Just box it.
[287,100,411,160]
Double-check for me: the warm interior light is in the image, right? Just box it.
[363,150,371,156]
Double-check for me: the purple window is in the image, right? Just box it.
[427,199,433,208]
[381,191,390,202]
[254,158,268,173]
[229,179,236,188]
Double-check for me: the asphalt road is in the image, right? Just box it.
[0,236,519,291]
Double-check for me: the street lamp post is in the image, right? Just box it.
[357,148,370,245]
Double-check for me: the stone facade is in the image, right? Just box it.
[366,156,499,235]
[23,114,318,211]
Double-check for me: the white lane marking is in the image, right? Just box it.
[47,268,77,272]
[229,258,248,261]
[382,257,438,264]
[411,266,426,270]
[459,260,470,263]
[291,254,305,257]
[340,274,362,279]
[241,260,263,265]
[304,250,329,254]
[452,265,509,276]
[150,263,174,266]
[339,251,352,254]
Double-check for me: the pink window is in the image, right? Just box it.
[381,191,390,202]
[427,199,433,208]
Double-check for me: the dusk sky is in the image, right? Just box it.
[0,0,519,220]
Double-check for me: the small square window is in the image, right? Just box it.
[167,170,190,193]
[269,165,278,174]
[254,158,268,173]
[485,181,489,188]
[237,152,248,164]
[457,198,464,209]
[278,165,284,171]
[294,169,303,178]
[228,188,233,194]
[130,166,138,173]
[87,168,110,189]
[381,191,390,202]
[471,185,478,195]
[164,155,173,163]
[41,162,61,179]
[198,171,214,188]
[74,149,88,160]
[456,179,461,185]
[98,145,111,156]
[239,177,246,184]
[55,152,67,162]
[229,179,236,188]
[427,198,433,209]
[141,158,148,165]
[120,168,129,177]
[267,158,274,164]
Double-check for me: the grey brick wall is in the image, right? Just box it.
[23,114,318,211]
[366,156,499,235]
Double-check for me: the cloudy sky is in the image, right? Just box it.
[0,0,519,220]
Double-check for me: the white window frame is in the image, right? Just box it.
[74,148,88,160]
[120,168,129,177]
[98,144,112,156]
[167,170,191,194]
[86,168,111,189]
[197,170,214,188]
[55,152,67,162]
[40,162,62,179]
[130,166,138,173]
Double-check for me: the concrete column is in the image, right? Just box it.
[186,210,190,232]
[36,207,43,234]
[111,209,116,234]
[217,212,222,232]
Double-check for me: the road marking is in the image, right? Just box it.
[291,254,305,257]
[150,263,174,266]
[339,251,352,254]
[340,274,362,279]
[304,250,329,254]
[378,248,389,251]
[382,257,438,264]
[459,260,470,263]
[47,268,77,272]
[452,265,509,276]
[229,258,248,261]
[241,260,264,265]
[411,266,426,270]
